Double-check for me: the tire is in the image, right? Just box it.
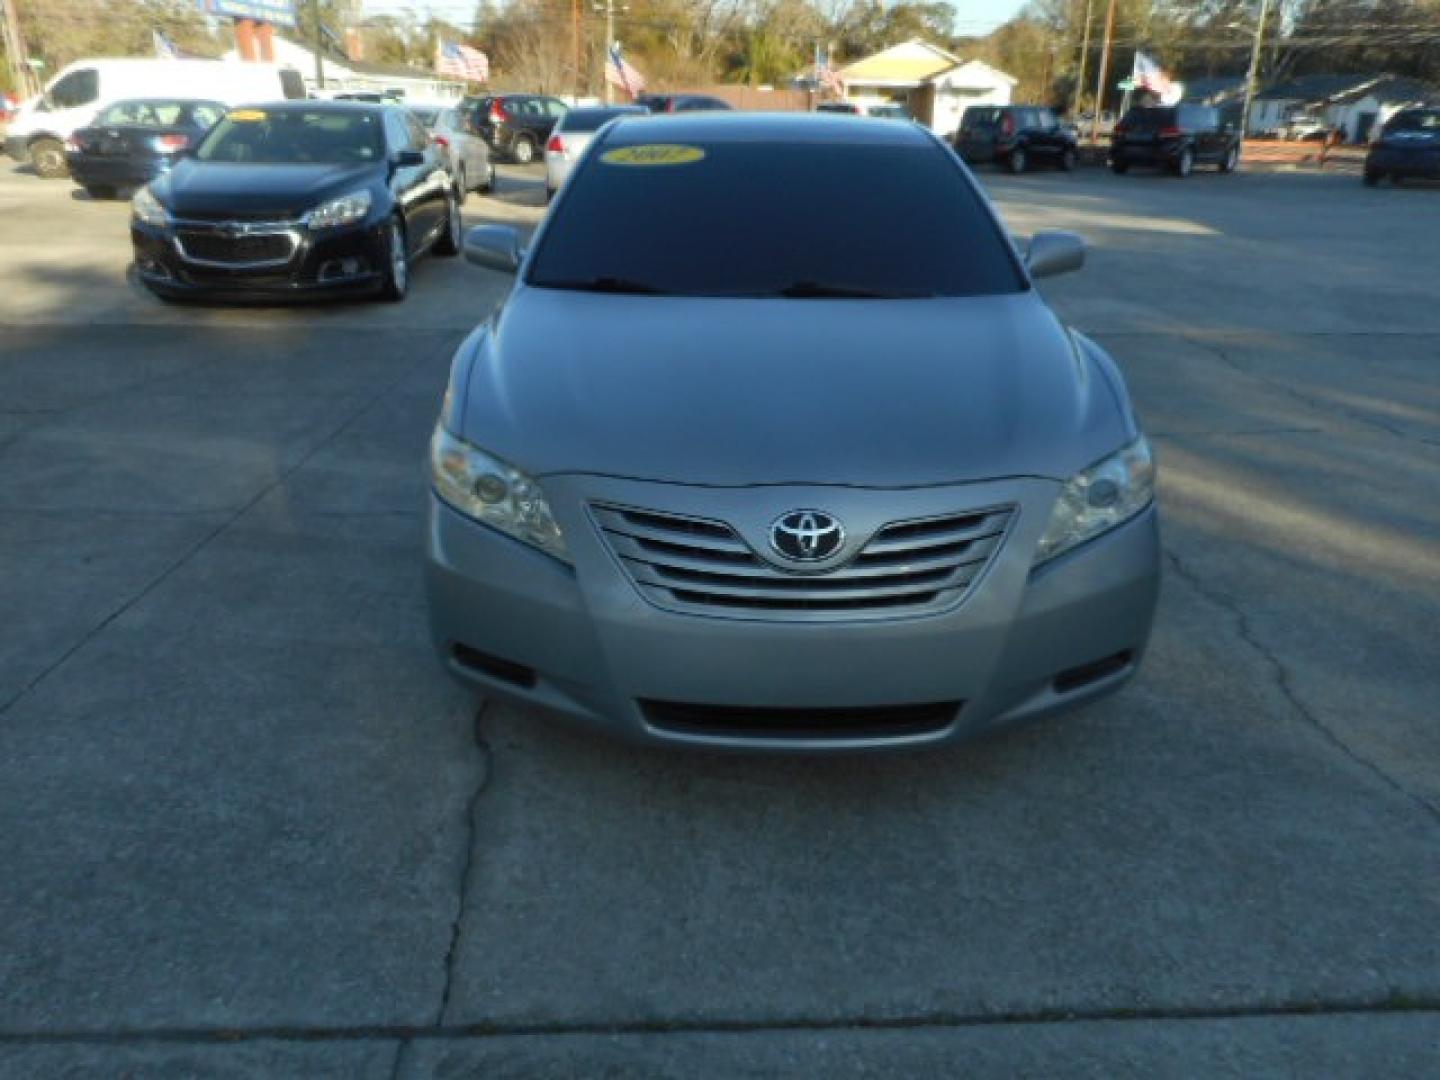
[1174,147,1194,177]
[84,184,116,200]
[511,135,535,165]
[1007,148,1027,174]
[30,138,68,179]
[1219,146,1239,174]
[481,163,495,193]
[454,165,468,205]
[379,218,409,302]
[545,187,555,204]
[1060,148,1077,172]
[1110,159,1129,174]
[1363,169,1382,187]
[434,191,462,257]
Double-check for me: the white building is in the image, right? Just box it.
[1251,73,1437,141]
[223,35,466,105]
[835,40,1016,137]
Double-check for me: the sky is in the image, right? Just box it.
[950,0,1030,37]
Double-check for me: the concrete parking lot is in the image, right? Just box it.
[1,158,1438,1076]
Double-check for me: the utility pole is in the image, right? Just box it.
[1240,0,1272,140]
[1,0,37,98]
[571,0,580,100]
[602,0,615,103]
[1072,0,1094,120]
[1090,0,1116,145]
[311,0,325,90]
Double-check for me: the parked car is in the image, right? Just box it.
[635,93,734,114]
[544,104,646,201]
[954,105,1078,173]
[411,104,494,201]
[430,113,1159,751]
[3,58,303,179]
[470,93,566,165]
[816,101,911,120]
[130,102,459,302]
[1364,107,1440,186]
[1110,104,1240,177]
[65,98,226,199]
[1281,114,1329,141]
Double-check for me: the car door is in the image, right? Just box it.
[385,110,439,253]
[1032,108,1063,156]
[449,109,488,182]
[38,66,102,139]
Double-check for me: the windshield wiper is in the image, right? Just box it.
[773,281,923,299]
[546,276,671,295]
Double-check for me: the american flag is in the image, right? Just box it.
[153,29,180,60]
[436,41,489,83]
[1133,52,1175,100]
[815,46,844,98]
[606,44,645,98]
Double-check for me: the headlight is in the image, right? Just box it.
[429,426,569,562]
[303,189,372,230]
[131,185,168,227]
[1035,435,1155,564]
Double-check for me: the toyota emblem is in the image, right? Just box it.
[770,510,845,563]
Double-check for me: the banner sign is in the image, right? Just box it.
[198,0,298,28]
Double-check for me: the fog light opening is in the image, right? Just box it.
[451,643,537,689]
[318,257,366,281]
[1053,651,1133,694]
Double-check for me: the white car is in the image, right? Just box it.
[544,104,648,201]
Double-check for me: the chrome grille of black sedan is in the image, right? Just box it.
[592,503,1014,620]
[172,220,299,268]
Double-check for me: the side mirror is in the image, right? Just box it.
[464,224,522,273]
[393,149,425,167]
[1025,230,1085,279]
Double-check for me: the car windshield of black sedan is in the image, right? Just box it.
[195,109,384,164]
[528,142,1025,299]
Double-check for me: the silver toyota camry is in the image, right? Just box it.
[426,113,1160,751]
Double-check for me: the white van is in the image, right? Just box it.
[3,58,305,178]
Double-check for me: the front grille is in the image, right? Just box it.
[641,699,961,740]
[593,503,1014,620]
[175,229,295,266]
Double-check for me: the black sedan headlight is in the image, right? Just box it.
[131,186,169,228]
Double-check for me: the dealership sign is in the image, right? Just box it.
[198,0,297,28]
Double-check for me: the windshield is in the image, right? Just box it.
[195,108,385,164]
[1121,108,1177,130]
[529,140,1025,299]
[1386,110,1440,133]
[411,108,439,126]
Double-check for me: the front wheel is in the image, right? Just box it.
[511,136,535,165]
[1219,146,1239,174]
[481,163,495,193]
[379,218,409,302]
[1007,148,1027,174]
[434,192,462,257]
[1060,148,1077,172]
[454,165,468,205]
[1173,148,1194,177]
[30,138,68,179]
[1363,169,1383,186]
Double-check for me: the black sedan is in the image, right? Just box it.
[130,102,461,302]
[1364,108,1440,186]
[68,99,227,199]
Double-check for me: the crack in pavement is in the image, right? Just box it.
[1165,549,1440,826]
[0,340,447,721]
[2,996,1438,1047]
[436,701,494,1028]
[1191,338,1438,446]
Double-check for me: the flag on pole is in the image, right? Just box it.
[153,29,180,60]
[436,41,489,83]
[817,48,845,97]
[606,43,645,98]
[1133,51,1182,104]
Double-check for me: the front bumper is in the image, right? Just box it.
[425,475,1161,752]
[130,215,387,300]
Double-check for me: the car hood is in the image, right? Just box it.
[154,160,381,217]
[456,287,1133,487]
[1378,129,1440,148]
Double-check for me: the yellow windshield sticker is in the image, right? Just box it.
[229,109,267,122]
[600,144,705,166]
